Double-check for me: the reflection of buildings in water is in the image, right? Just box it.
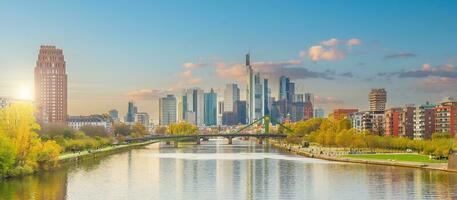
[216,159,234,199]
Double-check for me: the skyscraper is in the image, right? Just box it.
[279,76,290,101]
[369,88,387,112]
[263,79,270,116]
[234,100,247,124]
[34,45,67,123]
[246,53,255,124]
[254,72,263,119]
[224,83,240,112]
[183,88,204,125]
[159,95,177,125]
[125,101,136,123]
[204,88,217,126]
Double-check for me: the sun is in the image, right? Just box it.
[17,86,34,101]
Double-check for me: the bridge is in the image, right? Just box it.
[126,133,286,145]
[125,115,292,146]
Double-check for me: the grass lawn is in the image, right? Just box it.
[344,154,447,163]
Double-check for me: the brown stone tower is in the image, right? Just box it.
[34,45,67,123]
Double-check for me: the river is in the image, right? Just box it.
[1,139,457,200]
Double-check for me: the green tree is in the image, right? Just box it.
[113,123,131,136]
[0,134,16,177]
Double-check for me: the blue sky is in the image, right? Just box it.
[1,1,456,120]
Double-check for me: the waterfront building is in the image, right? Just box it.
[204,88,217,126]
[303,93,314,120]
[159,94,177,125]
[314,108,325,118]
[385,108,402,137]
[224,83,240,112]
[369,88,387,112]
[68,115,112,131]
[234,100,247,124]
[435,97,457,137]
[34,45,67,123]
[279,76,290,101]
[333,108,358,120]
[109,109,119,122]
[413,102,436,140]
[399,105,415,138]
[350,111,385,135]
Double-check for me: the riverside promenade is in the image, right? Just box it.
[270,141,456,173]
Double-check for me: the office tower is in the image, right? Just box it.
[204,88,217,126]
[224,83,240,112]
[222,112,237,125]
[135,112,150,128]
[399,104,415,138]
[294,94,304,103]
[246,53,255,124]
[287,82,295,103]
[333,108,358,120]
[303,93,314,120]
[159,95,177,125]
[234,100,247,124]
[414,102,436,140]
[109,109,119,122]
[435,97,457,137]
[34,45,67,123]
[263,79,270,116]
[254,72,263,119]
[369,88,387,112]
[183,88,204,125]
[217,101,224,125]
[279,76,290,101]
[385,108,402,137]
[291,102,305,122]
[314,108,325,118]
[125,101,136,123]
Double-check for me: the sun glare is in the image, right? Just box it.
[17,86,33,101]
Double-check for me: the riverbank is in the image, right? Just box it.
[59,140,158,164]
[270,140,457,173]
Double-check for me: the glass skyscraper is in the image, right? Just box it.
[204,89,217,126]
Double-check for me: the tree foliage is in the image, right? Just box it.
[168,122,198,135]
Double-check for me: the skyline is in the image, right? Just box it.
[1,1,457,120]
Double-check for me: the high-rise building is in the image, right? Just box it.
[279,76,290,101]
[414,102,436,140]
[222,112,238,125]
[399,105,415,138]
[385,108,401,137]
[303,93,314,120]
[435,97,457,137]
[333,108,358,120]
[125,101,136,123]
[263,79,270,116]
[135,112,150,128]
[254,72,263,120]
[350,111,385,135]
[204,88,217,126]
[369,88,387,112]
[246,53,255,124]
[159,95,177,125]
[314,108,325,118]
[224,83,240,112]
[183,88,204,125]
[34,45,67,124]
[217,101,224,125]
[234,100,247,124]
[291,102,305,122]
[109,109,119,122]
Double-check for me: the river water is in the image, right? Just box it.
[1,139,457,200]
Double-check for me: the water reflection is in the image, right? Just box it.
[1,140,457,200]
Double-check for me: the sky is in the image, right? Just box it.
[1,0,456,122]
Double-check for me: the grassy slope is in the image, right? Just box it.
[344,154,447,163]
